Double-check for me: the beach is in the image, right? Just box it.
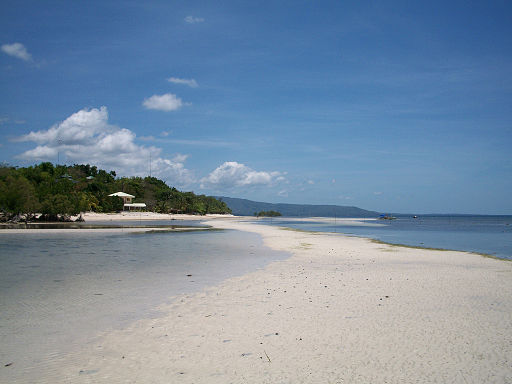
[1,215,511,383]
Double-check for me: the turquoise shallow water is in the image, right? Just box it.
[0,228,287,382]
[258,215,512,260]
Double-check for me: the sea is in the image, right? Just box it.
[257,215,512,260]
[0,224,287,382]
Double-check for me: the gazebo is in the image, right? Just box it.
[108,192,146,211]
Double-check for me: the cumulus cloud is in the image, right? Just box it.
[200,161,285,190]
[185,16,204,24]
[1,42,32,61]
[19,106,109,145]
[143,93,184,111]
[168,77,198,88]
[16,106,194,187]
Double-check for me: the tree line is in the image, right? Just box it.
[255,210,282,217]
[0,162,231,221]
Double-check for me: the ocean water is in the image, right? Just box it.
[0,228,287,382]
[259,215,512,260]
[1,219,206,229]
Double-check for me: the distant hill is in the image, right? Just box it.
[217,196,380,218]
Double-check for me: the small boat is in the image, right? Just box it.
[413,215,418,219]
[378,214,396,220]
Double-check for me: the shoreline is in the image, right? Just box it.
[281,225,508,261]
[0,224,285,384]
[42,217,512,383]
[0,212,217,234]
[0,212,509,261]
[264,216,512,261]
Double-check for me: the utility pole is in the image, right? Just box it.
[57,139,63,164]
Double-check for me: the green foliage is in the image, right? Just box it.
[0,162,231,221]
[256,210,282,217]
[0,171,40,219]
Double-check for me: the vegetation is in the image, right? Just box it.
[0,162,231,221]
[255,210,282,217]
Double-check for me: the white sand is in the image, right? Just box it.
[81,211,234,221]
[1,214,509,382]
[33,217,510,384]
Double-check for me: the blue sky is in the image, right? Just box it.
[1,1,511,214]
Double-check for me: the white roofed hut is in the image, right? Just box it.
[108,192,147,211]
[108,192,134,204]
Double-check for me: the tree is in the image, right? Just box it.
[0,173,40,221]
[256,210,282,217]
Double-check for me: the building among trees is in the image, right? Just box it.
[108,192,146,210]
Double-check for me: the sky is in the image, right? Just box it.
[1,0,511,214]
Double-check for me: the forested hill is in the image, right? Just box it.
[0,162,231,220]
[218,196,379,217]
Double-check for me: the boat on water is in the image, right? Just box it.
[378,214,397,220]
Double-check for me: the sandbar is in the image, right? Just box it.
[40,217,512,383]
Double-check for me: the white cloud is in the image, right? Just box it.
[18,106,109,145]
[278,190,289,197]
[1,42,32,61]
[172,153,188,163]
[168,77,198,88]
[307,180,315,185]
[185,16,204,24]
[150,157,194,186]
[374,191,383,195]
[16,106,194,187]
[21,145,58,159]
[200,161,285,190]
[143,94,184,111]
